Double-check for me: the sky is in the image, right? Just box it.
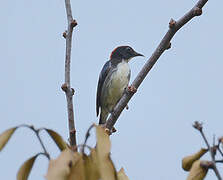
[1,0,223,179]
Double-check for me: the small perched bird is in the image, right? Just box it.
[96,46,144,125]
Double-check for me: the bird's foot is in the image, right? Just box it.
[100,124,117,135]
[105,127,117,135]
[112,127,117,133]
[126,104,129,110]
[127,85,137,93]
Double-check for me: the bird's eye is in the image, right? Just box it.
[126,47,132,52]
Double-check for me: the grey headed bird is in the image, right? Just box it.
[96,46,144,125]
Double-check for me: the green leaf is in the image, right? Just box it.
[17,155,38,180]
[0,127,17,151]
[45,129,67,151]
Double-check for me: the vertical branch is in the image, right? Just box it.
[61,0,78,151]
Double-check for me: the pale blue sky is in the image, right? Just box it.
[1,0,223,179]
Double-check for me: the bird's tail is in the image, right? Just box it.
[99,108,109,125]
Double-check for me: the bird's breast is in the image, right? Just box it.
[110,61,130,89]
[103,61,130,110]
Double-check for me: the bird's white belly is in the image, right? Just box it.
[106,61,130,111]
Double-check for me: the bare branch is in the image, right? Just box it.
[62,0,77,150]
[216,160,223,164]
[105,0,208,131]
[193,121,222,180]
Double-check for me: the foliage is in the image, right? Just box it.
[0,124,129,180]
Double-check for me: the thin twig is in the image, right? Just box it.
[193,121,222,180]
[82,124,95,153]
[62,0,78,150]
[105,0,208,131]
[77,144,92,152]
[35,152,51,160]
[18,124,50,160]
[217,137,223,158]
[215,160,223,164]
[217,147,223,158]
[36,129,50,160]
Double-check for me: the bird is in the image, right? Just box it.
[96,46,144,125]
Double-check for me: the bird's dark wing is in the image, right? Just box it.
[96,60,111,116]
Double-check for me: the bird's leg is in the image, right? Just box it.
[127,85,137,93]
[108,110,117,133]
[126,104,129,110]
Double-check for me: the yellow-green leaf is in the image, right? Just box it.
[45,129,67,151]
[95,125,116,180]
[83,149,100,180]
[46,149,80,180]
[186,160,208,180]
[182,148,208,171]
[17,155,38,180]
[117,168,129,180]
[96,125,111,155]
[68,152,85,180]
[0,127,17,151]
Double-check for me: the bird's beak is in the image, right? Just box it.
[134,51,144,57]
